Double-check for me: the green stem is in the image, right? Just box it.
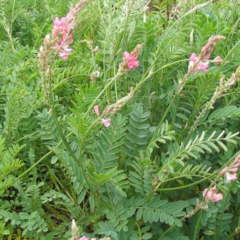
[193,210,203,240]
[79,119,99,167]
[156,175,213,192]
[216,183,234,240]
[160,214,187,240]
[226,229,240,240]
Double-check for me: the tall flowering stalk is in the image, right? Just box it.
[149,35,225,153]
[38,0,92,189]
[38,0,91,95]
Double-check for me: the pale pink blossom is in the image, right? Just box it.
[188,53,209,73]
[235,162,240,168]
[218,164,238,181]
[198,62,209,72]
[225,172,238,181]
[229,166,238,173]
[190,53,197,62]
[214,56,222,64]
[102,118,111,128]
[94,105,100,116]
[203,186,223,203]
[123,52,139,70]
[80,237,89,240]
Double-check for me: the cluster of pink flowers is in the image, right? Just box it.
[188,35,225,74]
[188,53,222,74]
[123,52,140,70]
[39,0,90,65]
[218,155,240,181]
[203,186,223,203]
[94,105,111,128]
[120,44,142,72]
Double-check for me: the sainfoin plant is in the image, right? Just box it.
[1,0,240,239]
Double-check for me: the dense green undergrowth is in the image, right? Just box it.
[1,0,240,239]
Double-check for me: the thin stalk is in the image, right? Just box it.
[226,230,240,240]
[216,183,234,240]
[156,175,213,192]
[47,73,92,191]
[193,210,203,240]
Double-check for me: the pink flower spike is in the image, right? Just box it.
[102,118,111,128]
[214,56,222,64]
[189,53,197,62]
[225,172,238,181]
[94,105,100,116]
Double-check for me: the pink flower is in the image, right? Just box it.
[225,172,238,181]
[52,17,74,60]
[229,166,238,173]
[234,162,240,168]
[102,118,111,128]
[189,53,197,62]
[80,237,89,240]
[214,56,222,64]
[123,52,139,70]
[203,186,223,203]
[189,53,209,73]
[94,105,100,116]
[198,62,209,72]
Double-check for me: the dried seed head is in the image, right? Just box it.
[131,44,143,59]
